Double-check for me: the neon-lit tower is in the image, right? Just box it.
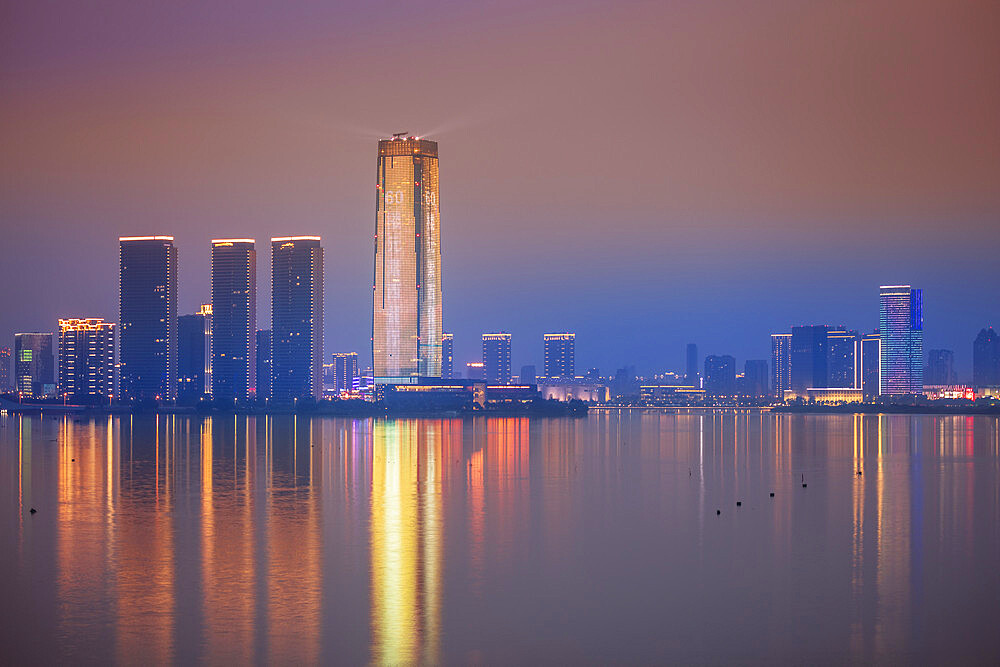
[373,135,442,383]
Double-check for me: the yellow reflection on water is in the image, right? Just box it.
[370,419,447,666]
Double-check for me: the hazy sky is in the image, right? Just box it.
[2,0,998,378]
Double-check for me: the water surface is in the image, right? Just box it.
[2,411,999,664]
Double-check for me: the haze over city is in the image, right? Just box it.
[2,0,998,377]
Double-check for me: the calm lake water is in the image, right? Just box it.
[2,411,999,665]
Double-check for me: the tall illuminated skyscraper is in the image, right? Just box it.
[373,135,442,383]
[482,333,512,384]
[272,236,323,401]
[879,285,923,395]
[544,333,575,379]
[441,332,454,379]
[119,236,177,401]
[771,333,791,399]
[211,239,256,400]
[58,318,115,399]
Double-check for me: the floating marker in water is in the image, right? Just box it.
[802,483,807,488]
[736,501,742,507]
[716,509,721,515]
[30,508,36,514]
[770,492,775,497]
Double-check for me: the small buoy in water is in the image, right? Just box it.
[857,470,862,476]
[770,492,775,497]
[71,458,75,462]
[736,501,742,507]
[30,508,36,514]
[802,483,807,488]
[716,509,721,515]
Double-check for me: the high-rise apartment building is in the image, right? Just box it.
[520,364,536,385]
[58,318,115,399]
[771,333,791,399]
[973,327,1000,388]
[791,325,829,392]
[212,239,256,400]
[0,346,11,392]
[441,332,454,380]
[14,333,55,397]
[119,236,177,401]
[482,332,512,384]
[178,305,212,403]
[543,333,575,379]
[879,285,923,395]
[704,355,736,397]
[826,329,858,388]
[856,332,881,400]
[272,236,323,401]
[372,135,442,383]
[686,343,699,386]
[925,349,956,385]
[328,352,360,394]
[256,330,272,399]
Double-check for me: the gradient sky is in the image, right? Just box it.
[2,0,998,378]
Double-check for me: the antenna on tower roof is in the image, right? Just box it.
[392,131,408,139]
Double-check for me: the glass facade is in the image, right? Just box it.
[271,237,324,401]
[119,236,177,401]
[856,333,881,399]
[879,285,923,395]
[771,333,791,399]
[211,240,256,400]
[58,318,115,399]
[178,305,212,403]
[373,137,442,383]
[826,330,858,388]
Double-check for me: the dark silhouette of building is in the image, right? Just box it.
[925,349,957,385]
[543,333,575,379]
[178,306,211,404]
[744,359,768,398]
[441,332,454,379]
[58,318,115,399]
[771,333,791,398]
[14,333,55,397]
[879,285,923,395]
[704,355,736,397]
[686,343,698,385]
[211,239,256,400]
[466,362,485,380]
[856,332,881,400]
[973,327,1000,388]
[482,332,512,384]
[826,329,858,388]
[119,236,177,401]
[791,325,829,392]
[271,236,323,401]
[0,346,11,392]
[256,329,272,399]
[520,364,536,385]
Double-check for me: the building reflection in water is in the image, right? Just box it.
[5,411,1000,664]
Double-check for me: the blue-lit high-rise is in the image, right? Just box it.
[879,285,923,395]
[212,239,256,401]
[271,236,323,401]
[119,236,177,401]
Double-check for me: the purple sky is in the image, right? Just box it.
[2,0,998,377]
